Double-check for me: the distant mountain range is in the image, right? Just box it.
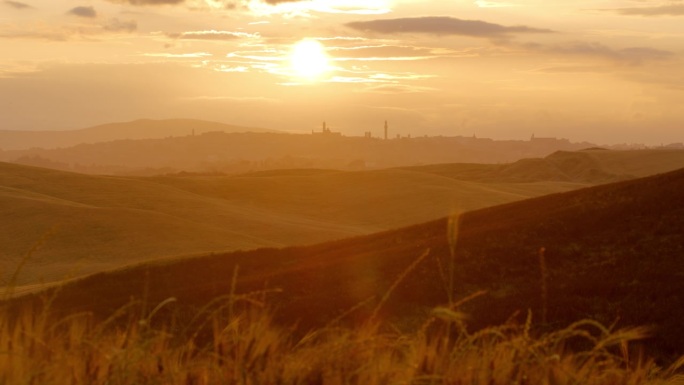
[0,119,276,151]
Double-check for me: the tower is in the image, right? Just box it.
[384,120,388,140]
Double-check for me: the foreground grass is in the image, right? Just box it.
[1,297,683,385]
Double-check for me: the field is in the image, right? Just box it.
[5,149,684,289]
[0,160,584,288]
[8,162,684,363]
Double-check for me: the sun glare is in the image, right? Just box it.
[289,39,331,81]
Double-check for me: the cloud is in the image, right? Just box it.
[329,45,440,61]
[104,18,138,32]
[612,4,684,16]
[104,0,184,5]
[168,30,259,40]
[533,65,608,74]
[143,52,213,58]
[262,0,302,4]
[242,0,390,16]
[0,31,67,41]
[185,0,241,10]
[619,47,674,62]
[523,41,675,65]
[3,0,31,9]
[181,95,281,103]
[345,16,554,38]
[475,0,516,7]
[0,18,137,41]
[68,6,97,18]
[360,84,437,93]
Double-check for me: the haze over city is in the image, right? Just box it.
[2,0,683,144]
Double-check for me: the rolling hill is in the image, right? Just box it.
[0,119,274,151]
[17,165,684,359]
[0,160,584,288]
[402,148,684,183]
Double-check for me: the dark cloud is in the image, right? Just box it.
[104,0,184,5]
[613,4,684,16]
[68,6,97,18]
[345,16,554,38]
[3,0,32,9]
[104,18,137,32]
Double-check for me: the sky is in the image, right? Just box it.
[1,0,683,145]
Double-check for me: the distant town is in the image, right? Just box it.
[1,119,682,176]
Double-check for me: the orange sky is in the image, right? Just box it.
[1,0,683,145]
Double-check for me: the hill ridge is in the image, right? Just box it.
[403,149,684,184]
[0,118,274,151]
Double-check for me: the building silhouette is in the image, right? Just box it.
[312,121,341,136]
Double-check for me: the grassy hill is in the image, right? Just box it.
[403,148,684,183]
[19,166,684,359]
[0,161,583,288]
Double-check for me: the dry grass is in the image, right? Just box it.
[1,296,683,385]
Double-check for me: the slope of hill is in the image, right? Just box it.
[0,161,583,288]
[0,119,274,151]
[22,166,684,358]
[404,149,684,184]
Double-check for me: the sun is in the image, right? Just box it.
[289,39,331,80]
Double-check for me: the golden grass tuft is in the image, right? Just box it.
[0,296,682,385]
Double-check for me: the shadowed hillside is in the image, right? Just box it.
[0,161,583,288]
[20,166,684,359]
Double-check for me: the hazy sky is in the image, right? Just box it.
[1,0,683,144]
